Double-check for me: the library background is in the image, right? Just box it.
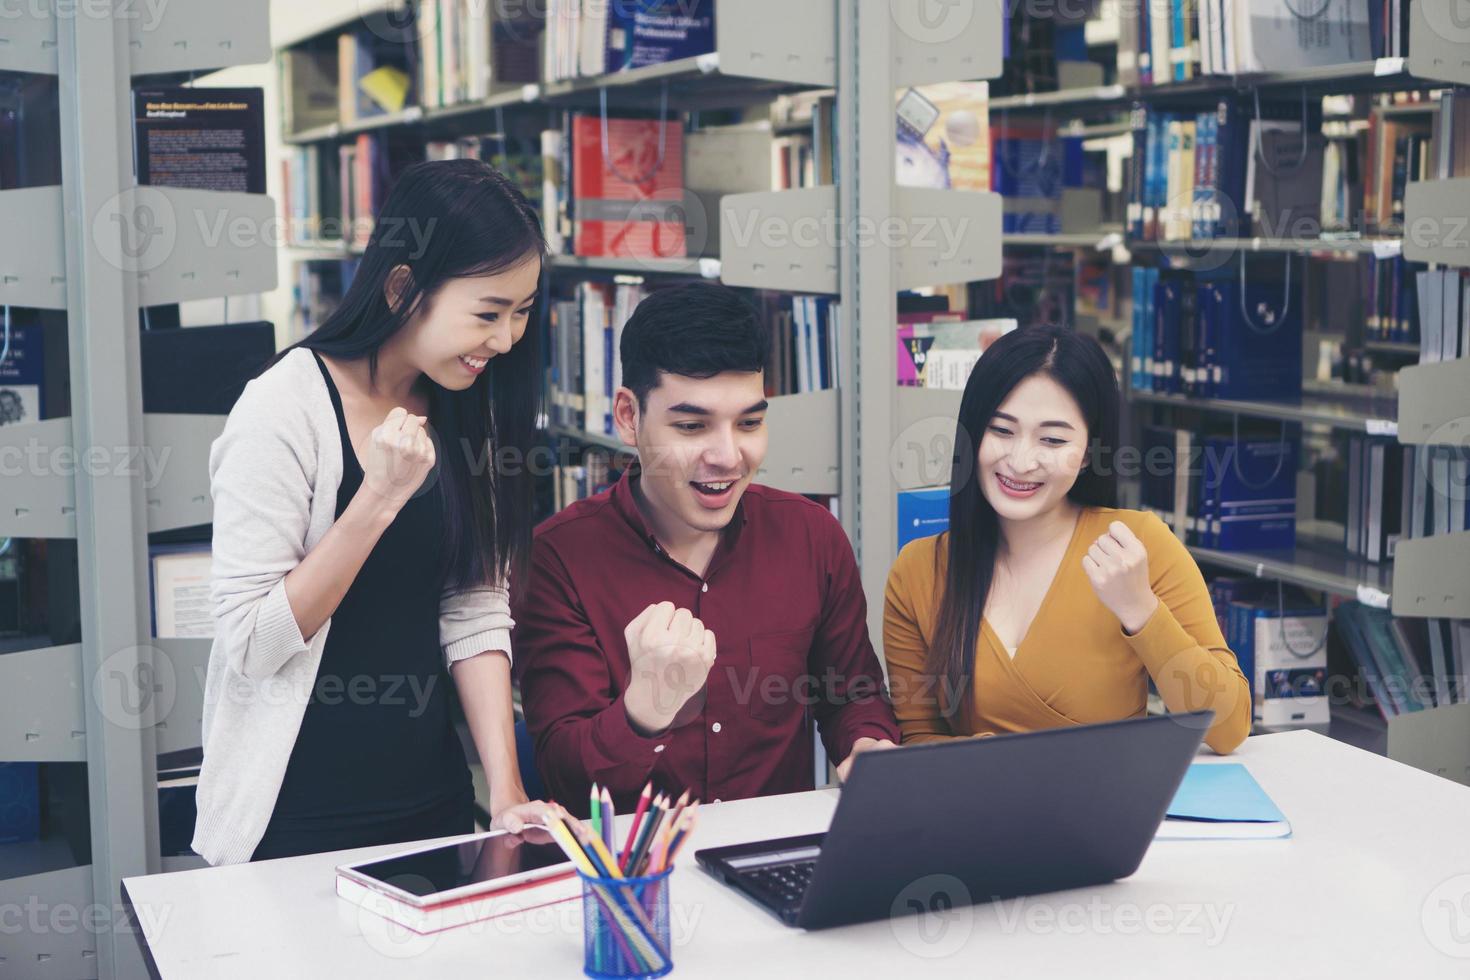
[1,0,1469,975]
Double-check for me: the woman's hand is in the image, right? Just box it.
[490,798,555,836]
[1081,520,1160,635]
[358,406,436,509]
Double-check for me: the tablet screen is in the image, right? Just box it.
[350,832,570,899]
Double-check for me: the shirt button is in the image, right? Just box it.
[711,722,722,733]
[654,744,666,753]
[701,583,708,593]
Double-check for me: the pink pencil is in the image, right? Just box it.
[619,781,653,867]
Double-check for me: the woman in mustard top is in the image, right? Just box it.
[883,325,1250,754]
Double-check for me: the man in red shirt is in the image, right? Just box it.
[513,282,898,814]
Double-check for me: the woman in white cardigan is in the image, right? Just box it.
[193,160,550,864]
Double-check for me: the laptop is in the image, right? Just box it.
[696,711,1213,930]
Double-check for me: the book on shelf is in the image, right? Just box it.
[0,763,40,845]
[1130,265,1302,401]
[544,0,716,82]
[149,545,213,639]
[292,260,358,341]
[426,133,544,213]
[897,487,952,550]
[570,114,686,260]
[897,317,1017,390]
[764,294,841,396]
[279,44,339,136]
[416,0,542,109]
[552,453,628,513]
[1140,424,1298,552]
[1119,0,1387,84]
[132,88,266,194]
[1227,589,1329,728]
[0,318,44,428]
[895,83,991,193]
[338,26,417,124]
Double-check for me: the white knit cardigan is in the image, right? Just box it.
[191,347,513,866]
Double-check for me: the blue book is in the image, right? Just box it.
[1211,274,1303,402]
[897,488,951,550]
[0,763,40,844]
[1205,434,1298,552]
[1159,764,1292,840]
[1211,97,1248,238]
[605,0,716,72]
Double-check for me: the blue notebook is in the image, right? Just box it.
[1156,764,1291,839]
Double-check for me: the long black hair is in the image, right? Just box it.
[928,324,1120,710]
[274,158,546,593]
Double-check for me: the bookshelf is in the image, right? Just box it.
[0,3,276,977]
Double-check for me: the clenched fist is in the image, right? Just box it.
[623,601,718,736]
[359,406,436,508]
[1081,520,1160,635]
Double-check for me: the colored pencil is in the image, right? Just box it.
[600,786,615,854]
[620,782,653,866]
[589,783,602,841]
[625,793,667,875]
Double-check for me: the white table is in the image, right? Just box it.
[122,731,1470,979]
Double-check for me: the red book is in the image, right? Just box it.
[572,114,686,259]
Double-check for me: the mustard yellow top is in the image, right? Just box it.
[882,506,1250,754]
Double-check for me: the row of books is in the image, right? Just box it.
[990,123,1086,234]
[281,133,422,250]
[1415,267,1470,361]
[1140,426,1299,553]
[1125,92,1469,244]
[546,283,844,435]
[1209,580,1329,728]
[1361,255,1424,345]
[417,0,540,109]
[291,259,358,342]
[1118,0,1399,88]
[552,455,625,515]
[542,0,715,83]
[547,281,647,436]
[1335,602,1468,718]
[762,295,842,397]
[1128,266,1303,401]
[537,114,688,262]
[279,28,413,136]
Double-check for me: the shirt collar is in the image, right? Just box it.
[610,464,749,558]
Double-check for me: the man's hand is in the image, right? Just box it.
[622,601,718,736]
[835,737,898,783]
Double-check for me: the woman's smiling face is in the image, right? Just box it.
[976,373,1090,523]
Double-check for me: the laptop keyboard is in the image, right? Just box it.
[742,860,817,907]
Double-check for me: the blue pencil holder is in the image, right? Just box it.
[579,866,673,980]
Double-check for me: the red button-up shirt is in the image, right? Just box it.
[513,471,899,815]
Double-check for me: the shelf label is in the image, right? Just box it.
[402,106,424,122]
[1365,419,1397,436]
[521,84,540,102]
[1356,585,1391,609]
[698,257,721,279]
[1374,57,1406,76]
[696,52,720,74]
[1095,231,1123,251]
[1371,239,1402,258]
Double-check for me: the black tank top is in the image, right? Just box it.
[266,353,469,827]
